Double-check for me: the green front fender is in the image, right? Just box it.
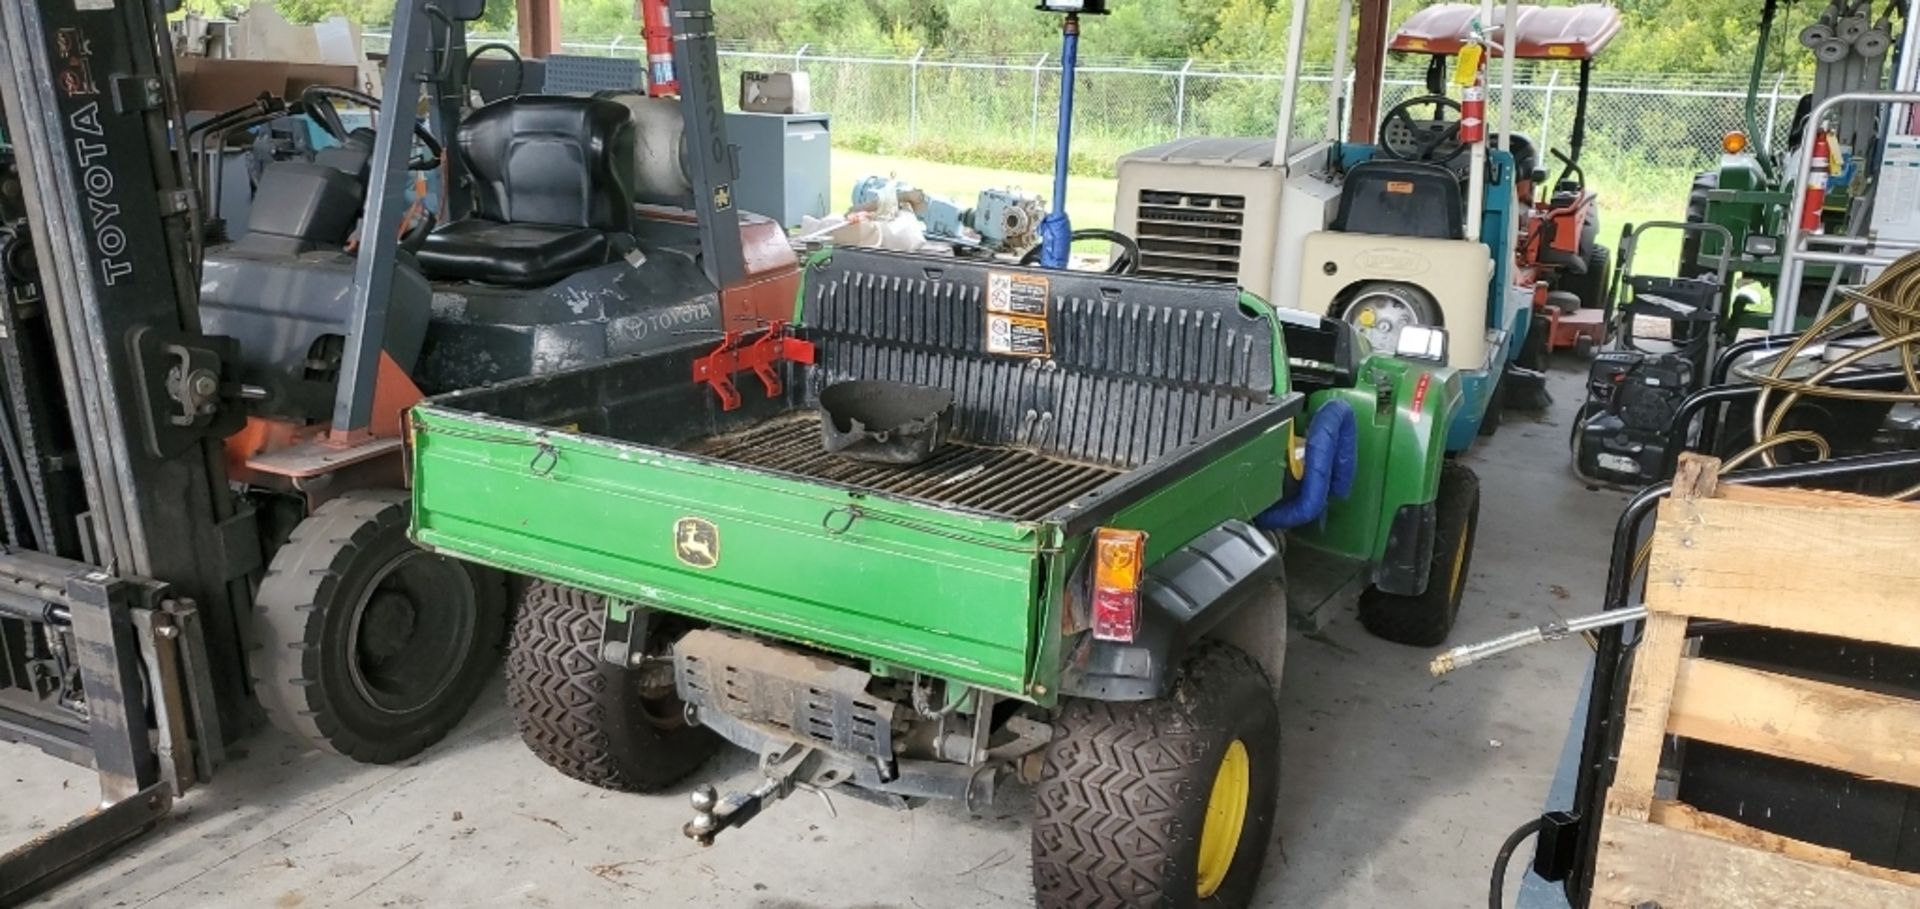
[1291,357,1457,578]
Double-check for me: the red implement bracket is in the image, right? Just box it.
[691,322,817,411]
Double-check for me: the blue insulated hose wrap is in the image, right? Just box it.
[1256,399,1358,531]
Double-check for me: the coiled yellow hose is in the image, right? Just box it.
[1742,250,1920,498]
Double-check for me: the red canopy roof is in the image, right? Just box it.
[1390,3,1624,60]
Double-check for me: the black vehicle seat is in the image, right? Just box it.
[417,95,638,287]
[1332,160,1465,241]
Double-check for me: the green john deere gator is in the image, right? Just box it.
[407,247,1472,905]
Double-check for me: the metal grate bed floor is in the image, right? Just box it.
[682,414,1123,521]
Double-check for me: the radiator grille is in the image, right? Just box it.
[1134,189,1246,284]
[683,413,1122,521]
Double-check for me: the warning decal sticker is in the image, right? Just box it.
[988,271,1050,317]
[987,314,1050,357]
[986,271,1050,357]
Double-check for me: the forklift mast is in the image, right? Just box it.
[1,0,257,899]
[669,0,749,294]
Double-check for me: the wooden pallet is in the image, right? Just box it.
[1593,455,1920,909]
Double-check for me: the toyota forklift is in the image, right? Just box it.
[0,0,791,898]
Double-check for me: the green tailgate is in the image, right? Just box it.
[410,409,1048,694]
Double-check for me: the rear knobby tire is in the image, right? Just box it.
[1559,243,1611,313]
[1359,462,1482,647]
[1580,243,1611,312]
[1678,171,1718,280]
[505,581,718,791]
[251,489,506,763]
[1033,642,1281,909]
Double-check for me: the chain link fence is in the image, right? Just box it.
[367,34,1813,214]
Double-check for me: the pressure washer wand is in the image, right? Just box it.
[1429,607,1649,676]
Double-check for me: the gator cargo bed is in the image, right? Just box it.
[410,248,1300,696]
[682,414,1123,521]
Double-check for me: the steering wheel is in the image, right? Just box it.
[1551,148,1587,193]
[1019,229,1141,275]
[1378,95,1469,165]
[466,43,527,99]
[299,85,443,171]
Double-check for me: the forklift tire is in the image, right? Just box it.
[251,489,506,763]
[1032,642,1279,909]
[505,581,719,792]
[1358,463,1481,647]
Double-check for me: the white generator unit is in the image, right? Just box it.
[1113,137,1338,309]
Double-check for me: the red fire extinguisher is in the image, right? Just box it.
[1454,39,1488,145]
[642,0,679,97]
[1461,82,1486,144]
[1800,133,1829,233]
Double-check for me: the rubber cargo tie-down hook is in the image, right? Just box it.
[528,441,559,477]
[822,506,860,535]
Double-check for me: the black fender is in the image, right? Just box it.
[1371,499,1437,596]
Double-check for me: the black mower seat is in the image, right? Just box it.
[418,94,637,287]
[1333,160,1465,241]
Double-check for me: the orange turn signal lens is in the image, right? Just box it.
[1091,528,1148,642]
[1094,528,1146,590]
[1722,131,1749,155]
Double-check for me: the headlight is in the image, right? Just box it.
[1394,324,1450,363]
[1743,234,1779,258]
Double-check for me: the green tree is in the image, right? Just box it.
[180,0,1844,80]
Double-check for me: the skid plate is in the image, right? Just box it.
[674,629,897,761]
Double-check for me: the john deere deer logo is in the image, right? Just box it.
[673,517,720,569]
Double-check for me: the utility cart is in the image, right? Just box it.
[408,245,1470,905]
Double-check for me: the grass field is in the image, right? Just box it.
[832,146,1691,285]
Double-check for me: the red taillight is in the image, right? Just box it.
[1091,528,1147,643]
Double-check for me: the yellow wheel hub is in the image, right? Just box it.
[1449,526,1470,600]
[1196,739,1251,899]
[1287,425,1307,481]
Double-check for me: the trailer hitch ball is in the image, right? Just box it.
[684,779,774,845]
[687,785,721,839]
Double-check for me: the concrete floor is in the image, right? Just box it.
[5,368,1625,909]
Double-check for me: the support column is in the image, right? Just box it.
[517,0,562,57]
[1347,0,1393,143]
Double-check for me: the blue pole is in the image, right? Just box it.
[1039,14,1079,269]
